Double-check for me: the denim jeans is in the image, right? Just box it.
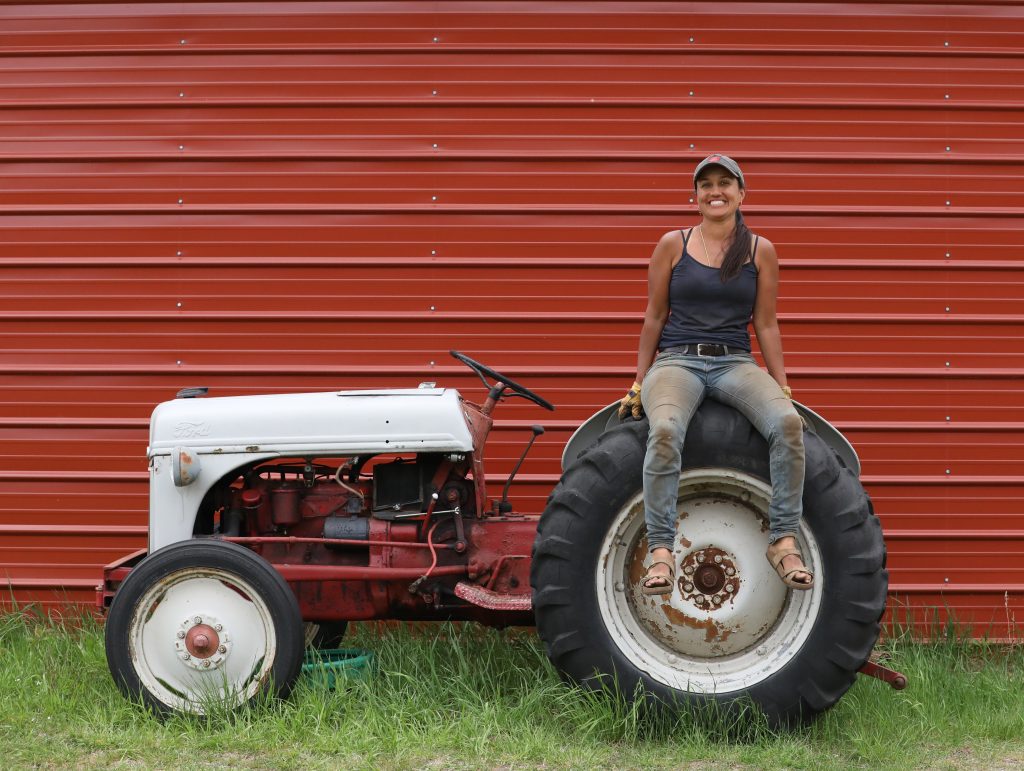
[640,351,805,551]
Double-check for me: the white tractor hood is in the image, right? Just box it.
[149,388,475,457]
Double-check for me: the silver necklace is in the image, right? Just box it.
[697,225,724,267]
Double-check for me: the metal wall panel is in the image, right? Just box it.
[1,2,1022,636]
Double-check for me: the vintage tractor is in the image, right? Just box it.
[100,350,895,723]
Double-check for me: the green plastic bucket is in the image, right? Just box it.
[301,648,375,689]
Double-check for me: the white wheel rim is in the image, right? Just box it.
[128,567,278,714]
[596,468,823,694]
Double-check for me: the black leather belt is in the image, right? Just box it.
[663,343,741,357]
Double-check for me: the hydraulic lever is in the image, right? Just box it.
[498,425,545,513]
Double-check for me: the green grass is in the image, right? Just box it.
[1,610,1023,770]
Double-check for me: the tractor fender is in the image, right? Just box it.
[562,400,860,477]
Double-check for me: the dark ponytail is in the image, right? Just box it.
[719,208,753,283]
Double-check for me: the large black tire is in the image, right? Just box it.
[105,539,304,716]
[531,400,887,726]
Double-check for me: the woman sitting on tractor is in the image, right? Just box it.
[618,153,813,595]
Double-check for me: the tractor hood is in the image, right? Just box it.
[149,388,475,457]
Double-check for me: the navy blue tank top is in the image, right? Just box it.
[658,229,759,352]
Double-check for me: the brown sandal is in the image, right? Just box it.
[641,560,675,596]
[766,546,814,590]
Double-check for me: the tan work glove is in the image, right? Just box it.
[617,381,644,420]
[781,385,793,399]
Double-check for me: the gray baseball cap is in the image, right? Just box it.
[693,153,745,189]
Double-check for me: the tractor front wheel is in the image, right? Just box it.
[105,539,304,716]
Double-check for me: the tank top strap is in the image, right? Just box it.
[751,234,760,263]
[681,228,692,251]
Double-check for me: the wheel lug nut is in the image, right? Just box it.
[182,653,190,660]
[697,554,705,563]
[214,624,223,632]
[726,567,735,576]
[725,584,734,592]
[712,594,722,604]
[714,555,722,564]
[683,583,694,592]
[694,595,705,604]
[176,631,185,639]
[683,566,694,575]
[202,660,210,668]
[218,645,226,653]
[193,616,202,624]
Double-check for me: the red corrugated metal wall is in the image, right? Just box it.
[2,2,1022,636]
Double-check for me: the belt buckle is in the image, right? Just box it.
[697,343,715,357]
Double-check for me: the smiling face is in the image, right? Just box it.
[695,166,745,220]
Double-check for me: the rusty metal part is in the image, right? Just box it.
[454,581,531,611]
[678,547,741,610]
[859,659,909,690]
[184,623,220,658]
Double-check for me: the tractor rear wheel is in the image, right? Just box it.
[105,539,304,716]
[531,401,887,725]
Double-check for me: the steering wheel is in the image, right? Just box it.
[450,350,555,411]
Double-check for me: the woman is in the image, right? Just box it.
[617,153,812,594]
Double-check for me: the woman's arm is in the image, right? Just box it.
[751,238,789,389]
[634,231,680,383]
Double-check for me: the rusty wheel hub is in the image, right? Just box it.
[679,547,739,609]
[174,613,231,670]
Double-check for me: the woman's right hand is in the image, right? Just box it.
[617,381,644,420]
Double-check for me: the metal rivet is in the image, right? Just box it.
[946,469,951,474]
[945,306,950,312]
[944,577,950,582]
[431,195,437,201]
[944,41,949,46]
[432,143,438,148]
[179,92,185,97]
[944,94,949,99]
[176,360,182,365]
[945,252,951,257]
[945,201,951,206]
[433,37,439,42]
[689,91,694,96]
[689,198,694,203]
[945,146,951,151]
[431,250,436,255]
[432,90,437,95]
[179,145,185,150]
[176,251,182,256]
[946,416,951,421]
[946,361,951,367]
[430,306,435,311]
[178,198,183,205]
[429,360,435,366]
[176,302,182,308]
[180,39,186,45]
[689,37,694,42]
[689,143,695,148]
[614,581,624,592]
